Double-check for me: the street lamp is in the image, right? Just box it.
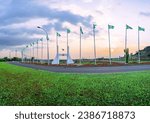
[37,26,50,65]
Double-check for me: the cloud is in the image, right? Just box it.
[140,12,150,17]
[0,0,93,48]
[0,18,52,29]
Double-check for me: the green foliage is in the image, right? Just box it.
[0,62,150,106]
[0,57,21,62]
[124,48,129,63]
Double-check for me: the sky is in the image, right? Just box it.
[0,0,150,59]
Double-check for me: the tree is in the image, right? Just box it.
[124,48,129,64]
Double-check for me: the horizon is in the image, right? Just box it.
[0,0,150,59]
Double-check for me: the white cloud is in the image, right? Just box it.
[0,18,58,29]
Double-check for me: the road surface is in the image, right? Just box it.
[9,62,150,74]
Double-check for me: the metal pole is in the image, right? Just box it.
[33,43,34,63]
[37,27,50,65]
[80,32,82,64]
[125,28,128,64]
[46,35,50,65]
[125,28,128,50]
[9,52,11,59]
[93,27,96,65]
[15,50,17,58]
[37,41,38,63]
[138,30,140,63]
[30,46,31,63]
[56,33,59,55]
[21,50,24,62]
[67,32,69,65]
[41,40,43,63]
[108,28,112,65]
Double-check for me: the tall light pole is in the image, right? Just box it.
[37,26,50,65]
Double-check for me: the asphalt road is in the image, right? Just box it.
[9,62,150,74]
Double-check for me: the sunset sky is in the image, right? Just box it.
[0,0,150,59]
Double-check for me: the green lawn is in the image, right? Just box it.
[0,62,150,106]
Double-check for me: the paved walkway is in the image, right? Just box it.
[10,62,150,74]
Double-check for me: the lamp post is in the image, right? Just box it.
[37,26,50,65]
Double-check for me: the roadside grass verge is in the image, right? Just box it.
[0,62,150,106]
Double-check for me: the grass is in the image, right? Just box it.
[0,62,150,106]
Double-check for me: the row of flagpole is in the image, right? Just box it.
[22,24,145,65]
[80,24,145,65]
[23,38,43,63]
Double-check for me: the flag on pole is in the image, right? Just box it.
[126,25,133,30]
[108,24,115,29]
[30,43,32,46]
[40,38,43,41]
[46,35,49,40]
[67,29,71,33]
[80,27,84,34]
[138,26,145,31]
[93,24,97,29]
[57,32,61,37]
[26,45,28,48]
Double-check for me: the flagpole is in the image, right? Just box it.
[9,52,11,59]
[37,26,50,65]
[125,27,128,64]
[37,41,38,63]
[125,28,128,50]
[93,26,96,65]
[30,46,31,63]
[80,30,82,64]
[67,31,69,65]
[33,43,34,63]
[15,50,17,58]
[108,27,112,65]
[56,33,59,56]
[138,29,140,63]
[21,50,23,62]
[41,40,43,63]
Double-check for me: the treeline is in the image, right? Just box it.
[0,57,21,62]
[135,46,150,59]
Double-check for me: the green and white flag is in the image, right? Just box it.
[46,35,49,40]
[67,29,71,33]
[108,24,115,29]
[57,32,61,37]
[138,26,145,31]
[80,27,84,34]
[93,24,97,29]
[126,25,133,30]
[26,45,28,48]
[40,38,43,41]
